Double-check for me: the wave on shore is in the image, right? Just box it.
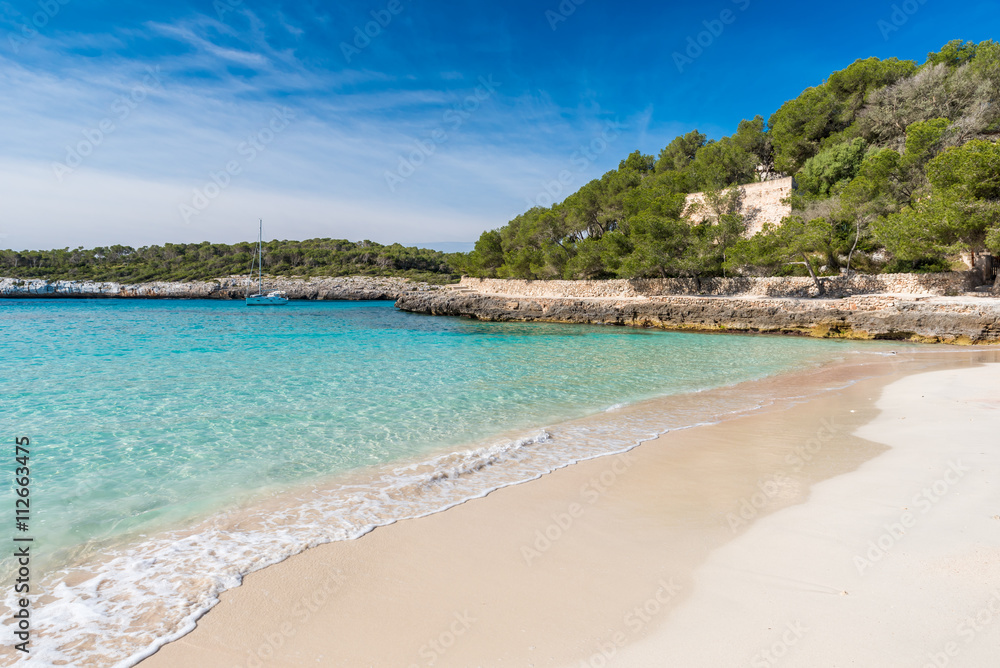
[2,357,887,667]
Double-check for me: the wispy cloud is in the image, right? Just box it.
[9,0,981,250]
[148,21,271,68]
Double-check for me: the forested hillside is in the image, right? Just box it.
[455,39,1000,282]
[0,239,458,283]
[6,40,997,286]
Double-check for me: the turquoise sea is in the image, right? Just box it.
[0,299,896,666]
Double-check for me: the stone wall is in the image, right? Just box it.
[683,176,794,236]
[458,272,977,299]
[397,289,1000,344]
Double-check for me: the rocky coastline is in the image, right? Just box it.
[7,273,1000,344]
[0,275,444,301]
[395,281,1000,344]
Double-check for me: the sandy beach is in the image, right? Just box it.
[140,349,1000,668]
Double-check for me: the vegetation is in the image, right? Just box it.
[454,39,1000,283]
[0,239,459,284]
[8,40,998,287]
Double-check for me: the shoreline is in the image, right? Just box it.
[613,351,1000,666]
[0,275,444,300]
[6,272,999,344]
[2,330,888,667]
[138,347,1000,668]
[397,289,1000,344]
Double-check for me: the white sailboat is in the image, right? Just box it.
[245,219,288,305]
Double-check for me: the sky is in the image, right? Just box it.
[0,0,997,251]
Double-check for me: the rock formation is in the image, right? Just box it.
[0,275,442,300]
[395,282,1000,344]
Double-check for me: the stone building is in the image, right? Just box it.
[682,176,795,236]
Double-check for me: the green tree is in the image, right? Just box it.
[796,138,868,198]
[874,139,1000,262]
[655,130,707,173]
[462,230,504,276]
[726,216,833,292]
[618,215,692,279]
[619,150,656,173]
[769,57,916,173]
[565,235,619,279]
[826,56,917,122]
[732,116,774,179]
[901,118,951,170]
[769,86,839,173]
[689,136,757,190]
[926,40,978,68]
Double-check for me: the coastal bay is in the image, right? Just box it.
[139,349,1000,667]
[6,4,1000,666]
[3,299,892,666]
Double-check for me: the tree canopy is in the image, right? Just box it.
[0,239,459,284]
[455,40,1000,282]
[9,40,1000,286]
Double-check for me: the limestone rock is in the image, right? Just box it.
[0,276,442,301]
[395,291,1000,344]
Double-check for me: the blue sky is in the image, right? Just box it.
[0,0,996,250]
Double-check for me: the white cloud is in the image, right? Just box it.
[0,15,663,251]
[0,158,495,249]
[146,22,271,68]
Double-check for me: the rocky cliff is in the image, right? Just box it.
[0,275,444,300]
[395,288,1000,344]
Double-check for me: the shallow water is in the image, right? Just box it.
[0,299,903,666]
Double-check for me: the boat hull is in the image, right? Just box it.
[245,294,289,305]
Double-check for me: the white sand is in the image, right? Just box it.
[613,363,1000,667]
[140,354,1000,668]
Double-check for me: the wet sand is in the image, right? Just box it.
[140,349,1000,668]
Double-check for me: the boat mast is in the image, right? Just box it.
[258,219,263,295]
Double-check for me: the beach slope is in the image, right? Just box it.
[141,352,1000,667]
